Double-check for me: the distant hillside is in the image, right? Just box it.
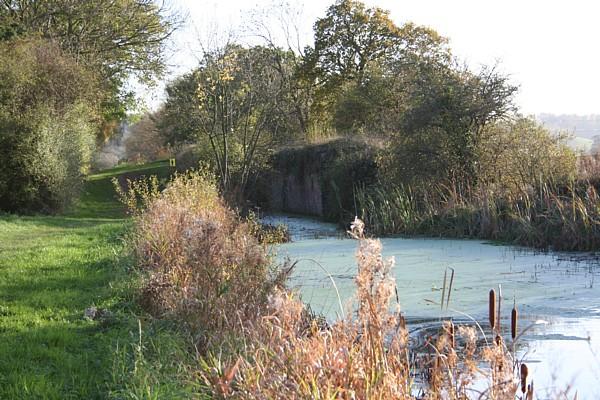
[537,113,600,153]
[537,114,600,139]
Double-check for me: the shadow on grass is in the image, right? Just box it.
[0,248,142,399]
[0,314,134,399]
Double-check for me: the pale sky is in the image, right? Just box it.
[153,0,600,115]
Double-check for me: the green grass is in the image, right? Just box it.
[68,160,172,219]
[0,161,197,399]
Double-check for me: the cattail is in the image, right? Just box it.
[526,381,534,400]
[441,269,447,311]
[511,304,518,341]
[520,363,529,394]
[497,284,502,333]
[489,289,496,331]
[399,314,406,330]
[446,267,455,310]
[445,321,455,348]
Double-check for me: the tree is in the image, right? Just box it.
[0,38,99,212]
[332,66,390,134]
[125,111,168,162]
[160,71,205,145]
[380,62,518,187]
[0,0,180,124]
[160,45,297,198]
[247,2,314,134]
[194,45,291,198]
[311,0,449,83]
[303,0,450,130]
[478,117,576,194]
[0,0,177,81]
[311,0,396,86]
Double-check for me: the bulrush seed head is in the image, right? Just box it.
[520,363,529,394]
[448,320,455,348]
[511,305,518,341]
[489,289,496,331]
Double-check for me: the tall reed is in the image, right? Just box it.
[357,181,600,251]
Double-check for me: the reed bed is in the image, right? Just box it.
[356,182,600,251]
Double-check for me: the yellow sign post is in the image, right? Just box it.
[169,158,176,167]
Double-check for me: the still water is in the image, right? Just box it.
[264,214,600,399]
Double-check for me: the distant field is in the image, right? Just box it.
[567,136,593,152]
[0,161,195,399]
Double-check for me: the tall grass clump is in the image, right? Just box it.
[119,170,279,349]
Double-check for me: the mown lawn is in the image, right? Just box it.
[0,161,196,399]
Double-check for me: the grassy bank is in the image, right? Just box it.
[0,160,195,399]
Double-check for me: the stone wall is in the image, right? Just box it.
[266,138,379,220]
[270,166,324,216]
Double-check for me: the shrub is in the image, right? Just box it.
[174,144,202,173]
[32,103,96,209]
[123,170,278,349]
[477,117,577,195]
[245,211,290,244]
